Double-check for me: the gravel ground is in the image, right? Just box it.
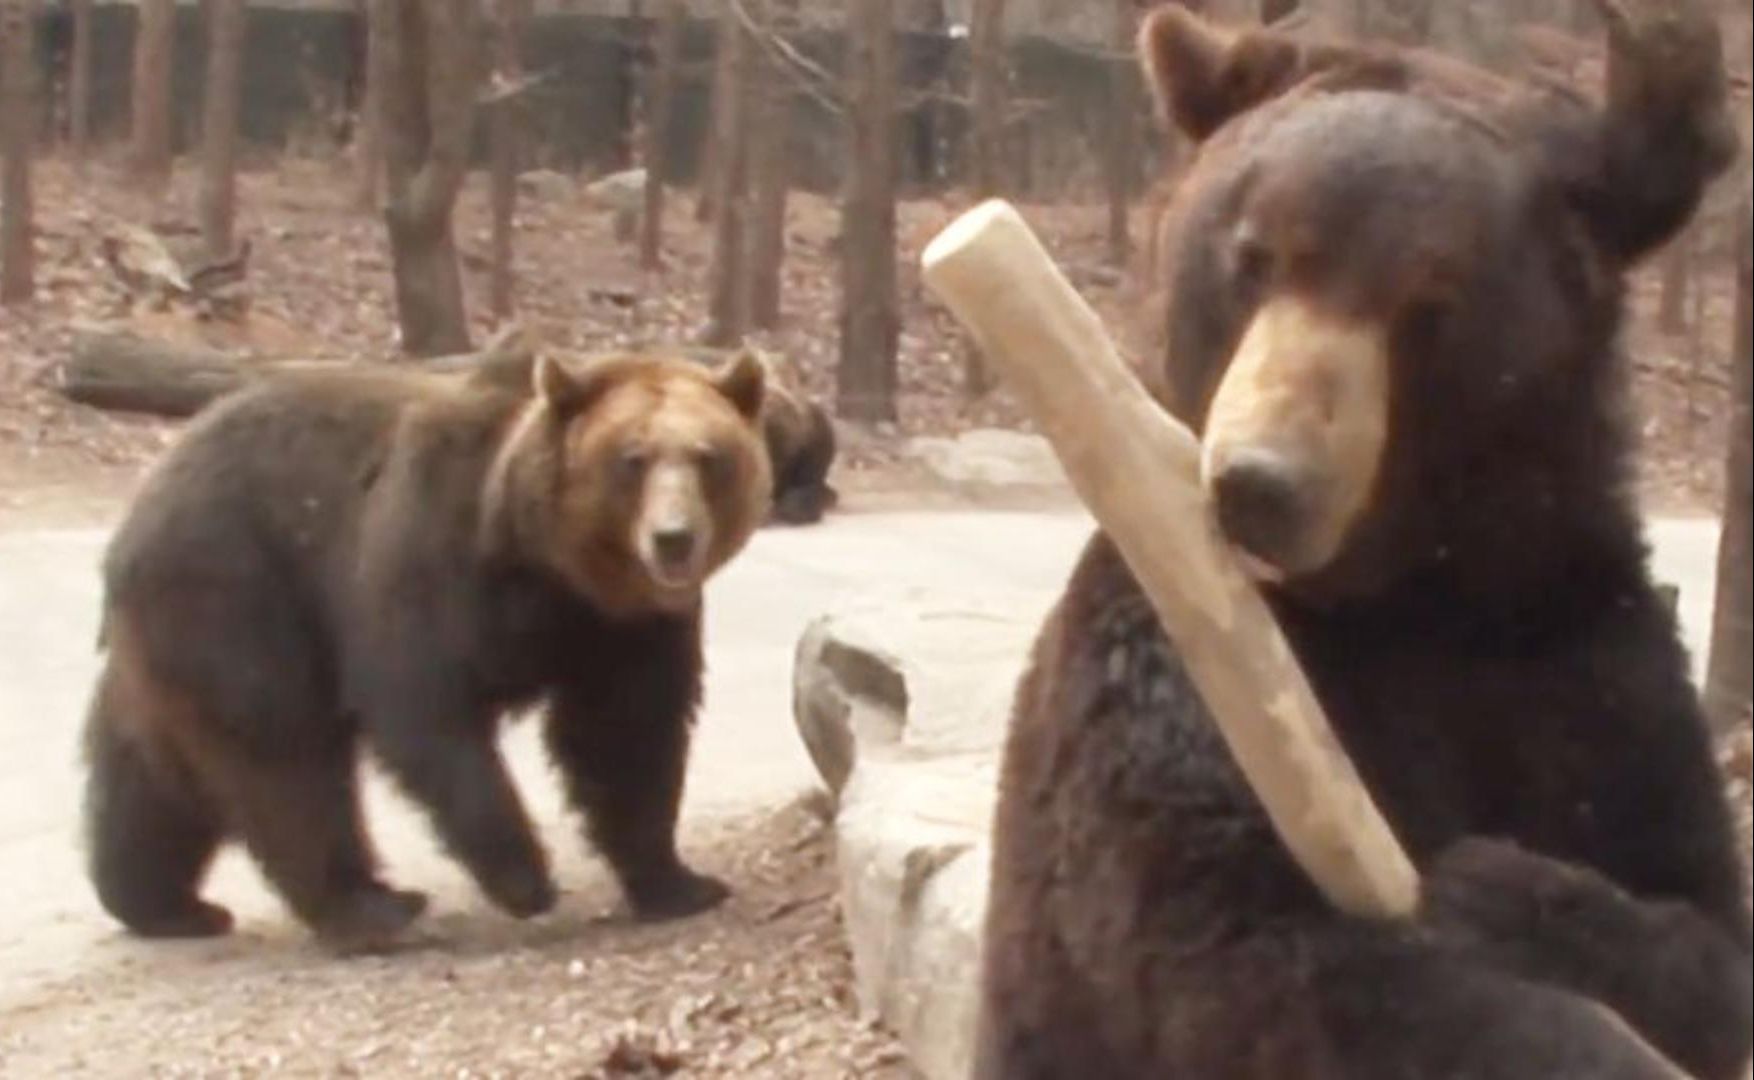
[0,794,913,1080]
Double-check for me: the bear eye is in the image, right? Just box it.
[612,448,649,486]
[697,444,735,485]
[1229,229,1275,298]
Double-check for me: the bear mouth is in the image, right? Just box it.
[642,553,709,602]
[1230,547,1289,585]
[647,565,702,592]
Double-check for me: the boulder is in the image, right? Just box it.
[792,592,1054,1080]
[906,429,1070,491]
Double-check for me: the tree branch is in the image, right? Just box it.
[728,0,845,116]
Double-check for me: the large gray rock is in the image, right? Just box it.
[907,429,1070,492]
[792,619,909,799]
[792,593,1054,1080]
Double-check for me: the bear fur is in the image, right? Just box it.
[83,350,772,950]
[744,349,839,528]
[976,5,1751,1079]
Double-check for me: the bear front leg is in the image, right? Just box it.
[1424,837,1753,1080]
[545,625,727,921]
[361,665,557,920]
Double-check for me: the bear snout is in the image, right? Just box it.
[1199,297,1390,583]
[1207,446,1313,582]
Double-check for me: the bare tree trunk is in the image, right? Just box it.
[962,0,1008,401]
[1261,0,1299,23]
[199,0,245,260]
[130,0,175,189]
[1705,200,1753,733]
[745,0,794,331]
[702,0,750,346]
[968,0,1007,199]
[1657,226,1692,335]
[487,0,529,322]
[837,0,900,423]
[1364,0,1436,43]
[68,0,93,161]
[697,6,741,229]
[1,0,37,305]
[352,0,384,212]
[1104,0,1138,268]
[375,0,480,357]
[639,0,683,271]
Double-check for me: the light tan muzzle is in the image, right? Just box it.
[635,458,715,600]
[1200,297,1390,581]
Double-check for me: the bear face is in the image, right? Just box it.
[1140,3,1737,605]
[484,351,772,618]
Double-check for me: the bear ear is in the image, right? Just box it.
[1565,0,1739,262]
[714,349,768,422]
[532,355,610,416]
[1139,4,1305,142]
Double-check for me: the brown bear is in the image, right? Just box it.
[82,349,773,951]
[740,348,840,528]
[976,3,1750,1079]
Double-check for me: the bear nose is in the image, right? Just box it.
[651,527,697,566]
[1209,447,1309,571]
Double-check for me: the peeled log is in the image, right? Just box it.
[920,199,1420,921]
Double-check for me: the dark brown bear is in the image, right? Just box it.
[83,349,772,950]
[743,349,839,528]
[977,3,1751,1079]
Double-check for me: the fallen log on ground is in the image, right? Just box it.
[58,322,536,419]
[920,199,1421,921]
[59,328,352,417]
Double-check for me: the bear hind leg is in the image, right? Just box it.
[193,737,426,953]
[770,481,837,526]
[84,667,231,939]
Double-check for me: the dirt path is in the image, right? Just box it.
[0,797,911,1079]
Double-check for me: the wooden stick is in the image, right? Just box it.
[920,199,1420,920]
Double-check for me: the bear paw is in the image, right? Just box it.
[315,885,429,955]
[628,869,731,922]
[127,898,236,940]
[482,863,559,920]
